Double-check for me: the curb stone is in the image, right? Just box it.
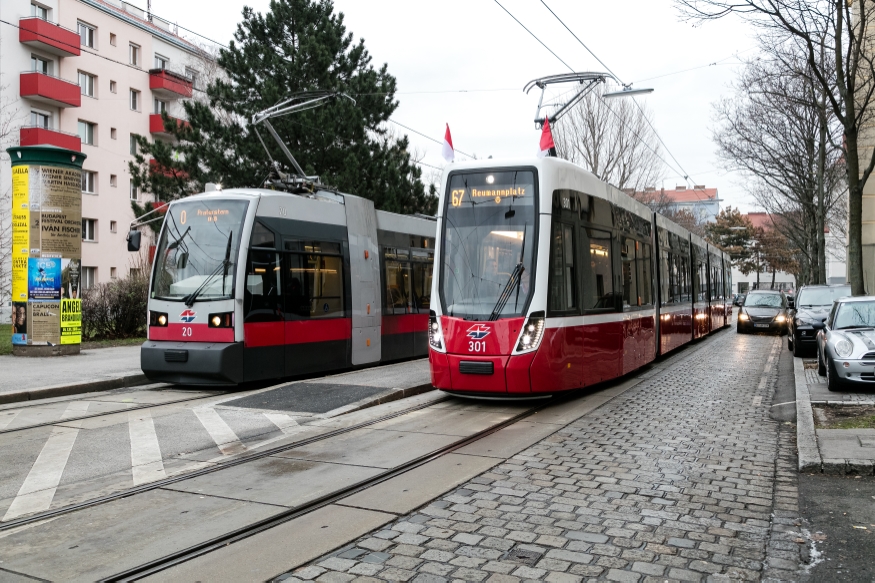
[0,373,149,405]
[793,357,822,472]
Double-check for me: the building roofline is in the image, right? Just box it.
[76,0,210,57]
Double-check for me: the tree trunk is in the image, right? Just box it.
[771,268,776,290]
[845,129,866,295]
[817,96,828,284]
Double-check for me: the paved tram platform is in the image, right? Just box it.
[151,330,810,582]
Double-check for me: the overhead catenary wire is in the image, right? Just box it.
[388,119,476,160]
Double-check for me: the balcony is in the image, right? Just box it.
[19,17,80,57]
[149,114,189,136]
[149,69,193,99]
[20,126,82,152]
[20,71,81,108]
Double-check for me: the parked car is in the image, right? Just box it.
[816,296,875,392]
[733,293,746,307]
[787,284,851,357]
[737,290,789,335]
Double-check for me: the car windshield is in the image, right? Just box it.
[797,286,851,307]
[151,199,249,301]
[440,169,536,320]
[834,301,875,329]
[744,293,783,308]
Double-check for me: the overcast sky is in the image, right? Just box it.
[148,0,762,212]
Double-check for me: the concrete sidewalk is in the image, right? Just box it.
[0,344,145,404]
[794,356,875,474]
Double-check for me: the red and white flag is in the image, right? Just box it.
[441,124,455,162]
[537,118,556,158]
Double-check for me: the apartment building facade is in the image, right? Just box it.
[2,0,212,318]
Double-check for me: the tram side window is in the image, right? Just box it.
[244,250,282,322]
[584,228,615,311]
[412,258,433,312]
[285,253,344,319]
[385,260,412,314]
[250,221,275,248]
[549,223,576,313]
[621,238,638,308]
[659,249,672,306]
[694,258,708,302]
[637,241,653,306]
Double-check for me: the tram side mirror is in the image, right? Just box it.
[127,230,141,252]
[177,252,189,269]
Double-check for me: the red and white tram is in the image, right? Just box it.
[139,188,435,385]
[427,157,732,396]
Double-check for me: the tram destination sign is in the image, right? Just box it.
[451,185,528,207]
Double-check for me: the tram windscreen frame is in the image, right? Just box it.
[439,169,537,321]
[151,199,249,302]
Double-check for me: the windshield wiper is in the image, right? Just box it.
[488,262,524,321]
[183,231,233,307]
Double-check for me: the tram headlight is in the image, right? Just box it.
[515,311,546,353]
[149,311,168,327]
[208,312,234,328]
[428,310,444,352]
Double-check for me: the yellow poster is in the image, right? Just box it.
[11,166,30,302]
[61,299,82,345]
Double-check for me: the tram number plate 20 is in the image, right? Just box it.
[468,341,487,353]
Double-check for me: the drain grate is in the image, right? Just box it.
[503,548,543,566]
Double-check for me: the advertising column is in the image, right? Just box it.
[7,146,86,356]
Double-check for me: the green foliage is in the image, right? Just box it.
[81,271,149,340]
[0,324,11,356]
[706,206,755,274]
[129,0,436,215]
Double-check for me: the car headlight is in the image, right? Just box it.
[795,317,808,326]
[738,313,749,321]
[775,315,786,323]
[834,339,854,358]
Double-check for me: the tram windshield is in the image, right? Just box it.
[151,199,249,302]
[440,170,537,320]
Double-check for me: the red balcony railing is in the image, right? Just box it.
[149,114,189,135]
[149,68,193,99]
[20,126,82,151]
[20,71,81,108]
[19,17,80,57]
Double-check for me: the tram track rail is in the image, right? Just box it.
[99,393,562,582]
[0,393,453,532]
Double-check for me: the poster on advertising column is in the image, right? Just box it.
[11,166,29,304]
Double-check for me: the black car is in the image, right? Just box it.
[788,284,851,356]
[737,290,789,334]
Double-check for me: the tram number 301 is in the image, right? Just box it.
[468,340,487,353]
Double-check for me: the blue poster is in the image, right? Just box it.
[28,258,61,300]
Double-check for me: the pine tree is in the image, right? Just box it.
[130,0,436,227]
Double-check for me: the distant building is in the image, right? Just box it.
[633,185,721,224]
[1,0,216,319]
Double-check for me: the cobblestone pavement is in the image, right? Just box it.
[276,331,808,582]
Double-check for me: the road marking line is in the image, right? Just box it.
[263,412,300,434]
[1,401,92,521]
[752,396,763,406]
[0,410,21,430]
[128,411,166,485]
[192,408,245,455]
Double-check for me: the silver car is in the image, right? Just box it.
[816,296,875,392]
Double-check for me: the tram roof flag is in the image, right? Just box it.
[538,118,556,158]
[441,124,455,162]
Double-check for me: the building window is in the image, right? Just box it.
[110,175,117,187]
[110,221,117,233]
[185,67,199,89]
[78,22,95,48]
[130,182,139,201]
[31,111,50,128]
[31,3,49,20]
[110,128,117,140]
[110,267,117,279]
[129,89,140,111]
[154,99,167,114]
[78,71,95,97]
[77,121,95,145]
[31,55,51,75]
[109,33,117,46]
[82,219,96,241]
[110,80,117,93]
[129,43,140,66]
[154,54,168,70]
[81,267,96,290]
[81,171,96,194]
[130,134,138,155]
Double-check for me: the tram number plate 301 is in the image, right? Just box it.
[468,340,487,353]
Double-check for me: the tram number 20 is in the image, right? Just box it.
[468,340,486,353]
[181,327,193,337]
